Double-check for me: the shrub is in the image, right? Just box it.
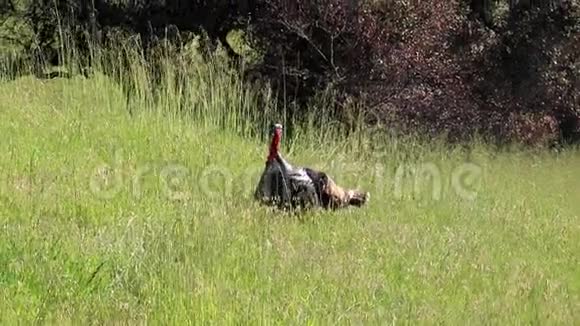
[2,0,579,146]
[249,0,580,145]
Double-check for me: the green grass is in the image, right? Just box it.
[1,61,579,324]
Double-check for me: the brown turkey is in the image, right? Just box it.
[254,123,369,210]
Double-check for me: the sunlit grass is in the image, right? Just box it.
[0,44,579,324]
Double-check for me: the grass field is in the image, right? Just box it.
[1,65,579,323]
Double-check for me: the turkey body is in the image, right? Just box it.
[254,123,369,211]
[254,153,320,210]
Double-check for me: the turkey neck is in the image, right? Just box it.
[267,129,281,162]
[267,129,294,173]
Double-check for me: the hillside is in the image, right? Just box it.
[2,0,580,145]
[0,63,579,324]
[1,2,580,323]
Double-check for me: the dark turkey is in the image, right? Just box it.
[254,123,369,210]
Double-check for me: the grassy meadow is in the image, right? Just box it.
[0,49,579,324]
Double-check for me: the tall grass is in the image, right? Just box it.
[1,27,579,324]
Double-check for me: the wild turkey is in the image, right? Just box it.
[253,123,318,209]
[254,123,369,210]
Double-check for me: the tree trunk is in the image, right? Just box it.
[472,0,493,27]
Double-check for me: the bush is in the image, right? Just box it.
[1,0,579,146]
[248,0,580,145]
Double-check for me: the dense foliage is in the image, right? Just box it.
[1,0,579,145]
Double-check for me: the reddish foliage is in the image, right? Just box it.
[19,0,579,145]
[251,0,580,145]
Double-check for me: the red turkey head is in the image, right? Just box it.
[268,123,283,162]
